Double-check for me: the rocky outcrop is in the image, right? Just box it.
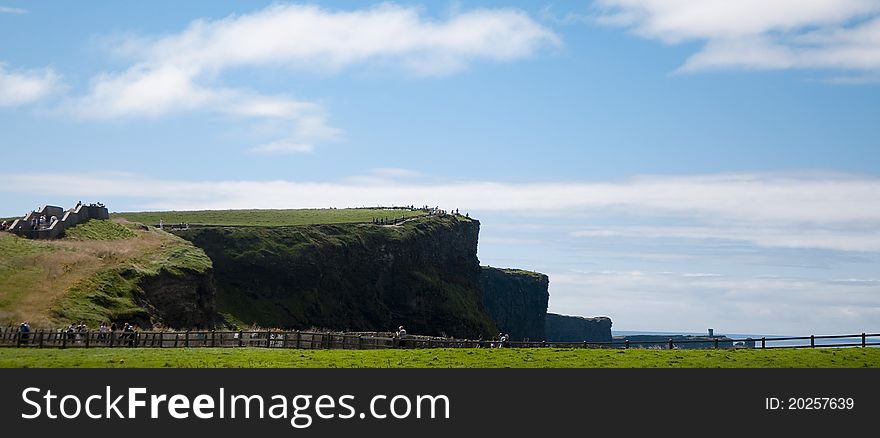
[545,313,612,342]
[175,216,497,338]
[137,268,217,329]
[480,267,548,341]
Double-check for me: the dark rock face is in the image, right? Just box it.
[545,313,612,342]
[480,267,549,341]
[175,216,497,338]
[137,268,217,329]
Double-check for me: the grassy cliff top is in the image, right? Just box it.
[0,219,211,327]
[111,207,435,227]
[63,218,138,241]
[482,266,548,281]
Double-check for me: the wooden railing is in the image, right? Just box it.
[1,327,878,350]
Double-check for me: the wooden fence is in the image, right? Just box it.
[1,327,878,350]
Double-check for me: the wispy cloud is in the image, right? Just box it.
[0,63,62,107]
[66,3,558,152]
[248,140,315,155]
[0,6,27,14]
[593,0,880,74]
[547,269,880,334]
[571,223,880,253]
[1,171,879,252]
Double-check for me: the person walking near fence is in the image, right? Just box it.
[76,321,88,343]
[122,323,135,346]
[18,321,30,346]
[98,322,108,340]
[65,324,76,341]
[396,325,407,348]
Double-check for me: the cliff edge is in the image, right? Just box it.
[545,313,613,342]
[175,215,497,338]
[480,267,549,341]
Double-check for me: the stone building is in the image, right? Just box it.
[5,202,109,239]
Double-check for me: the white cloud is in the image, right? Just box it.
[0,63,61,107]
[69,3,557,152]
[134,3,559,76]
[571,223,880,253]
[249,140,314,155]
[547,269,880,334]
[1,171,879,252]
[0,6,27,14]
[594,0,880,73]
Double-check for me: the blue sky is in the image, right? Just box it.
[2,1,879,335]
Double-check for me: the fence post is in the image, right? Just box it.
[295,331,301,349]
[185,331,190,348]
[211,330,216,348]
[667,338,673,350]
[174,334,179,348]
[109,331,115,348]
[39,330,45,348]
[714,338,719,349]
[238,330,243,348]
[85,331,91,348]
[266,331,272,348]
[810,335,815,348]
[761,337,765,349]
[358,336,364,350]
[282,332,288,349]
[61,331,67,349]
[862,333,866,348]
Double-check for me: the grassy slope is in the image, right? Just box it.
[64,219,137,241]
[112,208,429,227]
[0,347,878,368]
[0,219,211,326]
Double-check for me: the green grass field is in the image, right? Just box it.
[1,347,878,368]
[112,208,429,227]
